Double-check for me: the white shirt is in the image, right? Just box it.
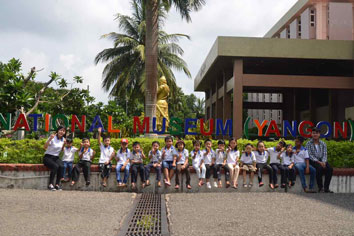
[202,149,215,165]
[215,149,226,165]
[240,152,256,164]
[191,150,203,166]
[254,151,269,164]
[62,147,78,162]
[226,150,240,165]
[148,150,162,163]
[79,148,94,162]
[293,147,309,164]
[116,148,131,165]
[281,152,294,166]
[131,151,144,163]
[268,147,281,164]
[45,136,64,156]
[162,146,175,161]
[99,143,114,164]
[174,149,189,165]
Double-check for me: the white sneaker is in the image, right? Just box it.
[206,182,211,189]
[213,182,218,188]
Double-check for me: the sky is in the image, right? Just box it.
[0,0,298,104]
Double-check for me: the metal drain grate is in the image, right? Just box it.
[119,193,169,236]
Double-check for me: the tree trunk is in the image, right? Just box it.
[145,0,159,134]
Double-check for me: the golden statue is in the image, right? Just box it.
[156,76,170,129]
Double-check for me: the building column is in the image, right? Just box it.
[223,71,231,121]
[209,88,213,120]
[315,2,328,39]
[233,60,243,139]
[215,78,223,120]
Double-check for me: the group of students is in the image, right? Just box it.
[43,126,333,193]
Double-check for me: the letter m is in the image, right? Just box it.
[133,116,149,134]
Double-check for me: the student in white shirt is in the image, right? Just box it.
[71,138,95,187]
[173,140,191,190]
[145,141,162,187]
[191,140,206,187]
[97,127,115,187]
[240,143,257,188]
[203,139,216,189]
[161,136,176,186]
[115,138,131,187]
[255,141,274,189]
[130,141,146,189]
[224,138,240,189]
[214,140,226,188]
[267,140,286,188]
[43,126,66,191]
[61,139,78,182]
[278,144,295,188]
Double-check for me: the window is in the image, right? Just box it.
[310,9,316,27]
[298,18,301,38]
[286,27,290,38]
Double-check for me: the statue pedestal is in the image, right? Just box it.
[144,133,158,138]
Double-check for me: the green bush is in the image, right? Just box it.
[0,138,353,167]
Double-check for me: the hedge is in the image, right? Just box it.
[0,138,353,168]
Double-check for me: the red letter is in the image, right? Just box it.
[265,120,281,137]
[254,119,268,136]
[133,116,149,134]
[333,121,347,139]
[13,114,30,131]
[71,115,86,132]
[45,114,50,132]
[298,121,314,138]
[200,119,214,136]
[108,116,120,133]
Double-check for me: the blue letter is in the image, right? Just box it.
[316,121,332,138]
[216,119,232,136]
[185,118,197,135]
[283,120,297,137]
[89,115,105,132]
[152,117,166,134]
[29,114,43,131]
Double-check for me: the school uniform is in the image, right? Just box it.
[43,136,65,186]
[202,149,216,179]
[240,152,256,172]
[61,146,78,179]
[174,149,191,186]
[213,149,226,181]
[268,147,282,185]
[254,151,273,184]
[145,150,162,182]
[279,152,295,185]
[98,143,114,179]
[116,148,131,184]
[293,147,316,190]
[130,151,145,184]
[72,148,94,183]
[191,150,206,179]
[161,146,176,170]
[224,149,240,184]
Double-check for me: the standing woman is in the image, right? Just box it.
[43,126,66,191]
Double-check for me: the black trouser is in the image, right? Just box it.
[212,164,223,181]
[270,163,281,185]
[131,163,145,183]
[309,160,333,191]
[145,162,162,181]
[205,164,213,179]
[256,163,273,183]
[98,163,112,179]
[175,164,191,185]
[43,154,63,186]
[72,160,91,182]
[279,165,295,185]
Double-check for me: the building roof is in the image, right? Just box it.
[194,36,354,91]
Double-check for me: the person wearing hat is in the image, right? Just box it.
[173,139,191,189]
[305,127,333,193]
[115,138,131,187]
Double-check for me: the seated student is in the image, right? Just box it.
[115,138,131,187]
[278,144,295,188]
[161,136,176,186]
[97,127,115,187]
[174,140,191,189]
[254,141,274,189]
[240,143,257,188]
[203,139,216,189]
[214,140,226,188]
[61,139,78,182]
[293,136,316,193]
[267,140,286,188]
[130,141,146,189]
[224,138,240,189]
[145,141,162,187]
[71,138,95,186]
[191,140,206,187]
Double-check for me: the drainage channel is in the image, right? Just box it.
[118,193,169,236]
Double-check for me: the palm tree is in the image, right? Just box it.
[142,0,205,125]
[95,0,191,104]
